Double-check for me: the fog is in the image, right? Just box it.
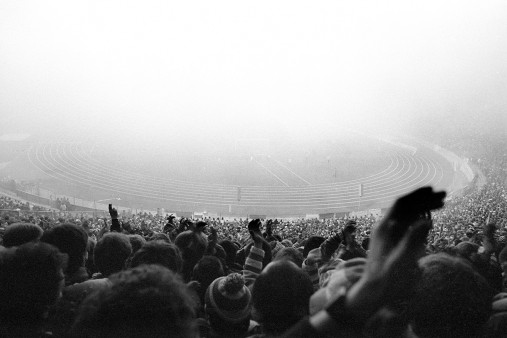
[1,0,506,148]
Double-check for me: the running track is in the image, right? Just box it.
[27,140,453,215]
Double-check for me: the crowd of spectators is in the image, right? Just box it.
[0,195,47,212]
[0,134,506,337]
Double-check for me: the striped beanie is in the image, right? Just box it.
[205,273,252,323]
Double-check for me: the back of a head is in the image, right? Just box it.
[252,260,313,334]
[128,234,146,254]
[192,255,225,303]
[175,230,208,281]
[273,247,304,267]
[303,236,325,258]
[219,240,238,265]
[41,223,88,275]
[0,242,66,328]
[71,265,196,338]
[342,222,357,245]
[2,222,43,248]
[94,232,132,277]
[410,253,493,338]
[130,240,182,273]
[149,232,171,243]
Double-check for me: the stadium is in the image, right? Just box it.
[1,1,506,337]
[0,129,467,218]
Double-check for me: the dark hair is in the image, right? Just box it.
[219,240,238,266]
[252,260,313,334]
[128,234,146,253]
[273,247,304,267]
[410,254,493,338]
[342,223,357,245]
[94,233,132,277]
[196,221,207,228]
[71,265,197,338]
[149,232,171,243]
[41,223,88,275]
[174,230,208,282]
[0,242,66,327]
[2,222,43,248]
[192,255,225,305]
[303,236,325,258]
[131,240,182,273]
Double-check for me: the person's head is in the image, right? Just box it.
[41,223,88,275]
[71,265,197,338]
[303,236,325,258]
[128,234,146,254]
[252,260,313,334]
[94,233,132,277]
[0,242,66,329]
[175,230,208,282]
[130,240,182,273]
[2,222,43,248]
[342,222,357,245]
[192,255,225,301]
[218,240,238,267]
[195,220,207,232]
[409,253,493,338]
[149,232,171,243]
[273,247,304,267]
[205,273,252,336]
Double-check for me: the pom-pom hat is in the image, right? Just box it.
[205,273,252,323]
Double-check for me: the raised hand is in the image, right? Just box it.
[342,187,446,319]
[108,204,118,220]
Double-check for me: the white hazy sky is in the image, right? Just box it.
[1,0,506,142]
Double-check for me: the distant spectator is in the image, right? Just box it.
[337,221,367,261]
[149,232,171,243]
[128,234,146,254]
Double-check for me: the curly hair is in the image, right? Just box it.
[41,223,88,275]
[130,240,182,273]
[71,265,197,338]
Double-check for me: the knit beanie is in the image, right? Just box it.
[205,273,252,323]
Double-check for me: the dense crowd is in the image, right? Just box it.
[0,134,506,337]
[0,195,47,212]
